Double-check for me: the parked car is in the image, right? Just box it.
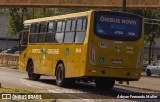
[146,60,160,76]
[0,49,15,54]
[14,51,20,55]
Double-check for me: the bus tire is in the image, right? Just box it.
[146,69,151,76]
[28,61,41,81]
[56,63,75,87]
[56,63,66,87]
[95,78,115,89]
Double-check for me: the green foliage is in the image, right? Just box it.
[131,10,160,63]
[131,10,160,41]
[33,8,53,18]
[56,8,89,15]
[7,8,23,37]
[6,8,53,37]
[6,8,89,37]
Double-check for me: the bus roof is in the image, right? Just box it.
[24,10,143,25]
[24,10,93,25]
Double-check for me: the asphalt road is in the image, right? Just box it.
[0,68,160,102]
[0,67,57,90]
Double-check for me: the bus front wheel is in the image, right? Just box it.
[28,61,41,81]
[95,78,115,89]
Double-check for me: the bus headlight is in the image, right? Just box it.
[136,49,143,68]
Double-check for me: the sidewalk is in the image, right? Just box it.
[116,75,160,92]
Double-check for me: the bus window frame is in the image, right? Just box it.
[74,17,87,44]
[63,19,76,44]
[28,16,88,45]
[45,21,57,44]
[37,22,47,44]
[29,23,40,44]
[54,20,66,44]
[20,29,29,52]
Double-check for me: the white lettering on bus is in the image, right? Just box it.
[100,16,121,23]
[121,19,136,25]
[75,48,81,53]
[47,49,59,54]
[100,16,137,25]
[32,49,40,53]
[126,46,134,50]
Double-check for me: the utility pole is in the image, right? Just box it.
[122,0,126,12]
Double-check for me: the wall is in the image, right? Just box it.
[0,39,19,50]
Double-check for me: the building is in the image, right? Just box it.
[0,11,19,50]
[144,39,160,61]
[0,37,19,50]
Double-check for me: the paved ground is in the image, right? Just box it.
[1,67,159,92]
[116,76,160,92]
[0,67,160,102]
[115,71,160,91]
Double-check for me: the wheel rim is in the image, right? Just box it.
[57,67,63,83]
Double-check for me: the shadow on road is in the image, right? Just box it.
[24,78,160,101]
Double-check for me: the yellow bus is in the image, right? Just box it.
[19,10,144,89]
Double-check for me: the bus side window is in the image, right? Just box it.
[37,22,47,43]
[55,21,65,43]
[46,21,56,43]
[22,31,28,45]
[29,23,40,43]
[75,18,87,44]
[64,19,75,44]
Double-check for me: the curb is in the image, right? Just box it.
[116,84,160,92]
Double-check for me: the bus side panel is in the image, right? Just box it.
[19,50,28,72]
[65,44,88,78]
[27,45,42,74]
[51,44,67,76]
[65,12,91,78]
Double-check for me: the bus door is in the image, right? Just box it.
[36,22,50,75]
[65,18,87,77]
[19,28,29,71]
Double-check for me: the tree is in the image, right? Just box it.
[6,8,54,37]
[7,8,23,37]
[131,10,160,64]
[55,8,89,15]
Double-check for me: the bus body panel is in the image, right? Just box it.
[19,10,144,82]
[85,11,144,80]
[19,11,91,78]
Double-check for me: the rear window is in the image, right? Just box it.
[94,11,142,41]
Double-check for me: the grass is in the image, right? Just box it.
[0,87,56,102]
[0,87,33,93]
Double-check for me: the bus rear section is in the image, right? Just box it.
[85,11,144,87]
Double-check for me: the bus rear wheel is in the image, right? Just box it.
[28,61,41,81]
[56,63,74,87]
[95,78,115,89]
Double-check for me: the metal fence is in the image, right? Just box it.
[0,54,19,67]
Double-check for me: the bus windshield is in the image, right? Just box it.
[94,11,142,41]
